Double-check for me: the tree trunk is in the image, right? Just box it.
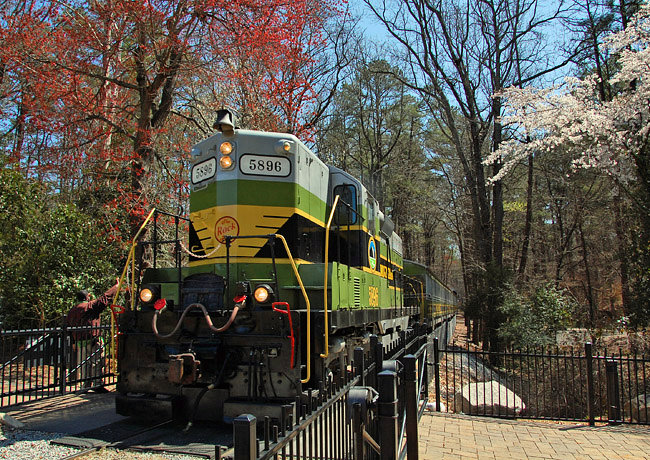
[13,90,26,165]
[472,318,480,345]
[579,221,596,327]
[492,97,504,270]
[614,191,631,316]
[518,153,534,278]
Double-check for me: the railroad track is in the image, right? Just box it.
[57,418,234,460]
[59,420,176,459]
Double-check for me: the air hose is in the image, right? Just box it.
[152,301,242,339]
[182,344,233,432]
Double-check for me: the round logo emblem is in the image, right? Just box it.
[214,216,239,244]
[368,238,377,270]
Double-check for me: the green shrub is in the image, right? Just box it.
[498,283,576,348]
[0,167,122,328]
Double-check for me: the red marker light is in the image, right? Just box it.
[233,295,247,304]
[153,299,167,311]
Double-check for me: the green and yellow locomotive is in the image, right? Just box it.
[116,110,457,422]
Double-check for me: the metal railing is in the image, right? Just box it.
[228,373,360,460]
[433,341,650,425]
[230,317,457,460]
[0,323,117,407]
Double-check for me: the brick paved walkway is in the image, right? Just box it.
[419,412,650,459]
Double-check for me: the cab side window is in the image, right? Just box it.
[333,184,357,225]
[368,200,376,235]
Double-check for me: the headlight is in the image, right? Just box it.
[140,288,154,303]
[275,139,293,154]
[139,284,160,304]
[254,284,274,304]
[220,142,233,155]
[220,156,234,169]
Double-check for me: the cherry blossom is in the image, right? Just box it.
[488,4,650,188]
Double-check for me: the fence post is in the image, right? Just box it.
[404,355,419,460]
[354,347,365,386]
[352,402,365,460]
[374,339,384,391]
[370,335,379,388]
[585,342,595,426]
[233,414,257,460]
[280,405,288,437]
[606,360,621,425]
[433,337,441,412]
[378,370,398,460]
[60,323,68,396]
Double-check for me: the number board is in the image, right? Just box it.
[240,154,291,177]
[191,157,217,184]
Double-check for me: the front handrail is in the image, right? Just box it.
[321,194,340,359]
[113,208,157,311]
[111,208,156,372]
[275,234,311,383]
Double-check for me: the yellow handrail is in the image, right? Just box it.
[112,208,156,307]
[274,234,312,384]
[109,208,156,372]
[405,278,425,321]
[321,195,340,359]
[418,279,425,320]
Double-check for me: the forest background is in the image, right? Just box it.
[0,0,648,352]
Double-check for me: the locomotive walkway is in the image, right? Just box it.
[418,411,650,459]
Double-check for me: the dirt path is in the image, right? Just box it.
[429,313,500,407]
[447,313,476,349]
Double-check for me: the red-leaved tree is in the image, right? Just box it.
[0,0,338,238]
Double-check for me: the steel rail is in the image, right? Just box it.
[57,419,175,460]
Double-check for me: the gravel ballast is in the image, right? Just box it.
[0,428,78,459]
[0,428,202,460]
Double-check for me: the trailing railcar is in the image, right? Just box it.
[403,260,458,319]
[115,110,457,423]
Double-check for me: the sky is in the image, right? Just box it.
[349,0,393,43]
[348,0,579,87]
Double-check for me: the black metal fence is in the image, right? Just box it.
[0,323,117,407]
[228,318,456,460]
[434,341,650,425]
[228,374,358,460]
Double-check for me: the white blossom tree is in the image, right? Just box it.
[489,4,650,210]
[490,4,650,324]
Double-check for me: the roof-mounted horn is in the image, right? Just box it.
[213,109,236,136]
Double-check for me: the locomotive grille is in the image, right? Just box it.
[353,277,361,308]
